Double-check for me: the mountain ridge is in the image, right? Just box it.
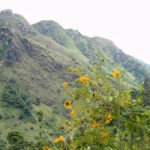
[33,19,150,83]
[0,9,90,140]
[0,9,150,141]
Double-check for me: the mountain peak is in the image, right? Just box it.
[0,9,37,36]
[0,9,13,16]
[33,20,79,50]
[35,20,62,28]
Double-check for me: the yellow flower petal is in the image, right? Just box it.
[92,122,99,128]
[64,100,72,109]
[105,113,113,124]
[54,135,64,143]
[113,69,120,78]
[70,110,75,116]
[79,76,89,83]
[43,146,52,150]
[63,82,68,87]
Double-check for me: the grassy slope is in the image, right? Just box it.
[66,30,150,84]
[32,20,88,62]
[0,10,89,101]
[0,10,149,142]
[0,10,88,141]
[33,21,150,87]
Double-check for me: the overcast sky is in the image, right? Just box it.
[0,0,150,64]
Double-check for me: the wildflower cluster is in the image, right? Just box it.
[4,64,149,150]
[59,67,149,149]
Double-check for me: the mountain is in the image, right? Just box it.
[32,20,78,51]
[0,9,150,141]
[33,20,150,85]
[0,9,89,101]
[0,9,89,140]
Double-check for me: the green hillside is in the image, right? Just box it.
[0,9,149,146]
[33,21,150,86]
[32,20,78,51]
[0,10,89,141]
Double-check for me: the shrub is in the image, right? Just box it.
[53,65,150,149]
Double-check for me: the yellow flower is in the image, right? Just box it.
[43,146,52,150]
[63,82,68,87]
[54,135,64,143]
[64,100,72,109]
[105,113,112,124]
[92,122,99,128]
[113,69,120,78]
[70,110,75,116]
[79,76,89,83]
[101,131,109,138]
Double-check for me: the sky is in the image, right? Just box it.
[0,0,150,64]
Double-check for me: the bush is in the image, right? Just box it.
[52,65,150,149]
[2,79,32,118]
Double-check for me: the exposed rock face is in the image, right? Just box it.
[21,38,34,57]
[0,27,21,65]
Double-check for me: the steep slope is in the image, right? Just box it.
[33,21,150,86]
[33,20,78,51]
[0,9,88,101]
[32,20,88,62]
[66,30,150,81]
[0,10,89,140]
[0,10,150,142]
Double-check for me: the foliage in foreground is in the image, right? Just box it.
[55,65,149,150]
[1,63,150,150]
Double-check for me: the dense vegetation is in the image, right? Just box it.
[0,10,149,149]
[0,64,150,150]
